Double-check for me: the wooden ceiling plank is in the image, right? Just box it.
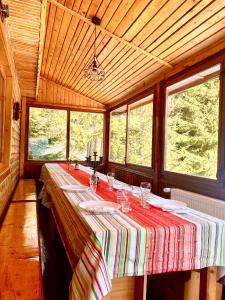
[103,24,225,104]
[71,0,153,91]
[51,16,80,81]
[85,0,103,19]
[72,40,128,92]
[113,0,150,37]
[41,3,57,77]
[36,0,47,98]
[38,77,106,109]
[77,46,139,93]
[90,54,151,100]
[140,0,207,52]
[86,49,149,98]
[63,24,95,86]
[70,37,125,90]
[56,20,87,82]
[94,9,225,100]
[62,0,107,86]
[46,0,75,80]
[47,0,172,68]
[105,0,136,32]
[149,0,225,56]
[47,11,73,80]
[58,21,91,83]
[98,0,123,28]
[132,0,186,47]
[67,0,135,89]
[55,1,110,86]
[121,0,168,42]
[166,22,225,65]
[85,3,225,101]
[67,32,111,88]
[44,7,65,78]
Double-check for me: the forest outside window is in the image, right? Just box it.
[28,107,67,160]
[127,95,153,166]
[70,112,104,161]
[165,64,220,178]
[109,105,127,164]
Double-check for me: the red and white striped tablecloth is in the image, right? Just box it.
[39,163,225,300]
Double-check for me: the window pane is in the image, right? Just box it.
[70,112,104,161]
[28,108,67,160]
[127,96,153,166]
[165,65,220,178]
[109,106,127,164]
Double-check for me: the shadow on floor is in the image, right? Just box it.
[38,203,72,300]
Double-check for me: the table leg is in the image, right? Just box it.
[206,267,222,300]
[183,270,200,300]
[103,275,147,300]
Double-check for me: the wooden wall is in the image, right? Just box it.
[0,22,21,221]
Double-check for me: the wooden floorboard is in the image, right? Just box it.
[0,202,42,300]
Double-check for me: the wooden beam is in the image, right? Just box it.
[47,0,172,69]
[36,0,47,98]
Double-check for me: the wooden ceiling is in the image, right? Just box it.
[5,0,41,98]
[4,0,225,107]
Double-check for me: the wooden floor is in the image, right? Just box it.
[0,203,41,299]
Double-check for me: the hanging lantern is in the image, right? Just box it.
[84,17,105,81]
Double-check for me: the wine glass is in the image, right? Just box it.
[107,172,115,191]
[89,176,98,193]
[140,182,151,208]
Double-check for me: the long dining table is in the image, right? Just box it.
[39,163,225,300]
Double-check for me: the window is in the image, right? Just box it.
[28,107,67,160]
[165,64,220,178]
[127,96,153,166]
[70,112,104,161]
[109,105,127,164]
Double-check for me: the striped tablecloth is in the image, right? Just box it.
[39,163,225,300]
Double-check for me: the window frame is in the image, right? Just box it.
[108,90,155,171]
[161,60,225,186]
[25,104,106,163]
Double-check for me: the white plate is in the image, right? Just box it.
[60,185,88,192]
[79,200,120,213]
[148,198,187,210]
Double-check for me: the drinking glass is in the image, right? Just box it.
[140,182,151,208]
[121,201,131,213]
[116,190,126,204]
[107,172,115,191]
[89,176,98,193]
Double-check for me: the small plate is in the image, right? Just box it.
[148,198,187,210]
[79,200,120,213]
[60,184,88,192]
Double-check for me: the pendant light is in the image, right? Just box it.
[84,17,105,81]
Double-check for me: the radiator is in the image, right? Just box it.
[171,188,225,220]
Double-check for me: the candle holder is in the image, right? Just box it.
[86,152,103,184]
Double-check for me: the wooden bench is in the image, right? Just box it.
[12,179,37,202]
[0,179,42,300]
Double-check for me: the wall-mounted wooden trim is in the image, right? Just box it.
[27,99,106,113]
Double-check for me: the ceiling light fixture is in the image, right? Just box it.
[0,0,9,22]
[84,16,105,81]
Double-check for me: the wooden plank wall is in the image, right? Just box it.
[35,77,105,111]
[0,22,21,221]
